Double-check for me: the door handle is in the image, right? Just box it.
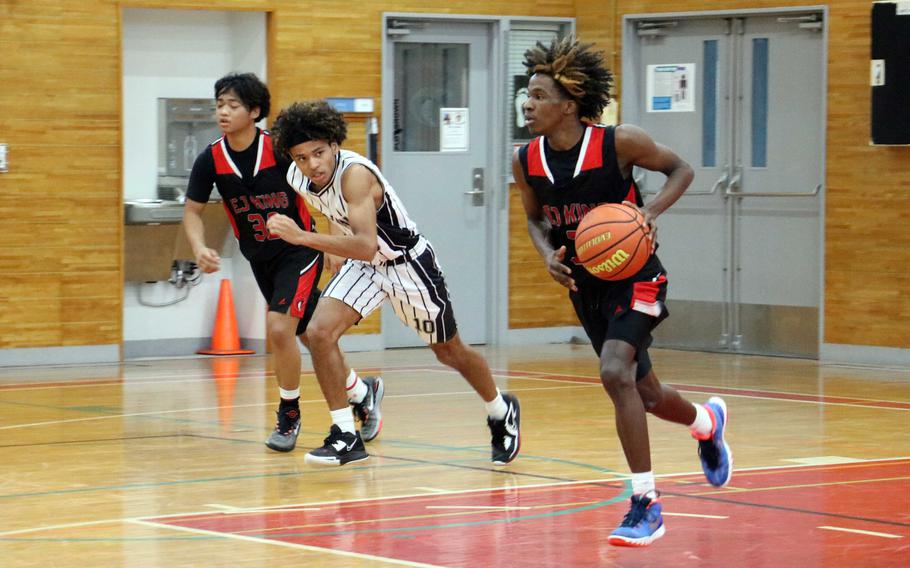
[464,167,484,206]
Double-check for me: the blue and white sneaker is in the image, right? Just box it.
[698,396,733,487]
[608,491,665,547]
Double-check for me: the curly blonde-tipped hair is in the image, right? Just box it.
[523,35,613,121]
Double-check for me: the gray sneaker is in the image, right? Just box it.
[265,407,301,452]
[351,376,384,442]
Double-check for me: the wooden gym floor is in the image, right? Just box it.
[0,344,908,567]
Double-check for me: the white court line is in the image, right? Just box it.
[204,504,321,514]
[425,505,532,511]
[414,487,452,494]
[784,456,867,466]
[0,383,593,431]
[128,519,444,567]
[818,525,902,539]
[0,518,122,537]
[662,512,728,519]
[494,368,910,408]
[4,456,908,538]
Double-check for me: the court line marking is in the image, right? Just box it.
[205,504,321,514]
[818,525,902,539]
[128,519,444,567]
[662,512,728,519]
[2,458,907,538]
[0,519,122,537]
[425,505,533,511]
[0,382,594,431]
[488,367,910,410]
[691,475,910,496]
[414,487,452,493]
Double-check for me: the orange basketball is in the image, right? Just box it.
[574,203,652,281]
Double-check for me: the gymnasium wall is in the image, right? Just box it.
[555,0,909,350]
[1,0,905,356]
[0,0,574,353]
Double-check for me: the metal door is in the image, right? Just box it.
[624,10,825,357]
[381,17,494,347]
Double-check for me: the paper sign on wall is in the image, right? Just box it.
[646,63,696,112]
[440,107,469,151]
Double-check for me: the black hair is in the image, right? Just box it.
[214,72,270,122]
[523,35,613,121]
[272,100,348,157]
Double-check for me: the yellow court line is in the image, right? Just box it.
[689,475,910,496]
[818,525,903,539]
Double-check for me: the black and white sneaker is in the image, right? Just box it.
[304,424,369,467]
[265,406,301,452]
[351,376,384,442]
[487,393,521,465]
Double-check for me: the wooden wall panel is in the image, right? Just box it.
[0,0,574,351]
[507,190,578,328]
[571,0,910,350]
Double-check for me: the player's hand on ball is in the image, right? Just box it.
[622,200,657,253]
[548,246,577,292]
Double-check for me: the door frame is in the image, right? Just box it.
[381,13,574,346]
[621,5,829,356]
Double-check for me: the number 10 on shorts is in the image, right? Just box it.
[413,318,436,335]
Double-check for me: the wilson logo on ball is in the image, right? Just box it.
[588,249,630,274]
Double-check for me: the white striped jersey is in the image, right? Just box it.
[285,149,422,265]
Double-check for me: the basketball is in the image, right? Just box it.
[574,203,652,281]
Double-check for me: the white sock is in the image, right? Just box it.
[279,387,300,400]
[484,389,508,420]
[689,402,714,440]
[345,369,368,404]
[631,471,656,496]
[330,407,356,434]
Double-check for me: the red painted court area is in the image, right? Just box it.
[147,460,910,567]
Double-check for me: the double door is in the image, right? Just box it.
[623,11,825,357]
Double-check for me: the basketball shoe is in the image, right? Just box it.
[351,376,384,442]
[265,404,301,452]
[305,425,369,466]
[608,491,665,547]
[697,396,733,486]
[487,393,521,464]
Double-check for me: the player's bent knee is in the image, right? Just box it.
[430,342,461,368]
[600,359,634,391]
[305,320,342,349]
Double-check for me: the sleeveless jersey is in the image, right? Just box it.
[186,129,314,262]
[286,149,421,265]
[518,125,661,287]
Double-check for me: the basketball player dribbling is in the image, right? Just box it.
[182,73,381,454]
[265,101,521,468]
[512,36,732,547]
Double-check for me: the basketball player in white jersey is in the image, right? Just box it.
[266,100,521,467]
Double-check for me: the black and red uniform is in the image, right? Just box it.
[186,128,322,333]
[518,125,669,378]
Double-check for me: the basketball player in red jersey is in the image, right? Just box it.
[512,37,732,547]
[182,73,381,454]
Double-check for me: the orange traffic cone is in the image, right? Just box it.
[197,279,256,355]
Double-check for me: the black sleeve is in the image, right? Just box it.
[185,149,216,203]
